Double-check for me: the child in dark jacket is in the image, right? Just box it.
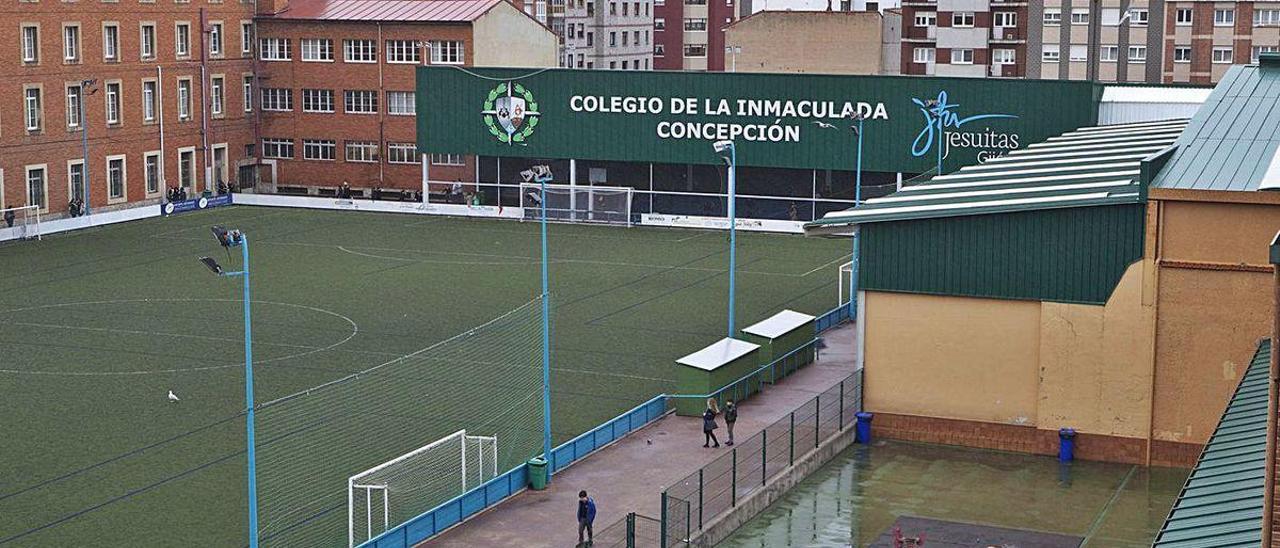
[577,490,596,546]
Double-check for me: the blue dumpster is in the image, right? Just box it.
[1058,428,1076,462]
[855,412,874,444]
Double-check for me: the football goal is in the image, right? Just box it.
[347,430,498,547]
[838,261,853,306]
[0,205,42,241]
[520,183,633,227]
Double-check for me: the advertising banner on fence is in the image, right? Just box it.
[417,67,1101,173]
[160,194,233,216]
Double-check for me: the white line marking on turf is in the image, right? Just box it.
[0,298,361,376]
[675,231,717,243]
[801,254,853,277]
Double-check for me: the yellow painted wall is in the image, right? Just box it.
[472,4,558,68]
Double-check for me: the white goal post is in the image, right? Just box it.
[838,261,853,306]
[519,183,633,227]
[348,430,498,547]
[0,205,42,241]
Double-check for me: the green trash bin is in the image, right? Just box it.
[527,457,548,490]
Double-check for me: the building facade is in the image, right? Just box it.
[653,0,738,70]
[723,11,893,74]
[899,0,1029,78]
[1161,1,1280,83]
[0,0,256,218]
[561,0,655,69]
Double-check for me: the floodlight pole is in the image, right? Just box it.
[79,79,96,216]
[537,171,553,481]
[726,143,738,337]
[213,234,258,548]
[850,114,864,317]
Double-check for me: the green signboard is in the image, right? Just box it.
[417,67,1101,173]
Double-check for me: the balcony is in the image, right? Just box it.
[991,26,1024,42]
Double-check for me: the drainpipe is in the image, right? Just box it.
[200,8,211,193]
[1262,230,1280,548]
[158,65,167,201]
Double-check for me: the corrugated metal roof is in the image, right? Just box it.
[1153,339,1269,548]
[805,119,1187,232]
[1152,64,1280,192]
[271,0,502,22]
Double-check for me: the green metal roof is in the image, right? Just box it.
[805,119,1187,235]
[1152,63,1280,192]
[1153,339,1269,548]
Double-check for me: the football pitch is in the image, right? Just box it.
[0,205,847,547]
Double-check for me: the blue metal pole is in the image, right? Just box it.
[80,83,91,216]
[241,237,258,548]
[935,105,943,177]
[539,177,553,481]
[727,145,737,337]
[851,118,863,317]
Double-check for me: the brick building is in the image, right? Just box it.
[899,0,1028,78]
[1,0,256,218]
[653,0,738,71]
[1161,1,1280,84]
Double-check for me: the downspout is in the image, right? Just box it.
[158,65,167,202]
[200,8,211,193]
[377,23,385,188]
[252,19,262,189]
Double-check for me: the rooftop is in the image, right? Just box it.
[676,338,760,371]
[268,0,503,22]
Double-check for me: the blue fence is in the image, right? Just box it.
[814,304,851,333]
[552,396,670,474]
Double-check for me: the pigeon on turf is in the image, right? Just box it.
[168,390,180,403]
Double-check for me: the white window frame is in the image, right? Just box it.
[177,78,193,120]
[387,143,417,164]
[344,39,377,63]
[950,48,974,64]
[67,159,85,205]
[1130,8,1149,26]
[262,138,293,159]
[176,22,191,58]
[105,154,127,203]
[914,12,936,27]
[1069,44,1087,62]
[301,38,334,62]
[1127,45,1147,62]
[209,22,223,57]
[952,12,975,27]
[24,86,43,132]
[912,47,935,63]
[144,150,162,196]
[1212,46,1233,63]
[102,23,120,62]
[241,21,253,55]
[1253,46,1280,63]
[1101,45,1118,62]
[104,80,121,126]
[1070,9,1089,24]
[386,39,420,64]
[302,139,336,161]
[140,23,156,60]
[21,24,39,64]
[1043,44,1061,62]
[259,37,291,61]
[1175,8,1193,26]
[243,75,254,112]
[302,88,334,113]
[210,76,224,116]
[1256,9,1280,27]
[142,79,158,122]
[429,40,464,64]
[1044,9,1061,26]
[261,88,293,112]
[66,85,82,129]
[994,11,1016,27]
[345,141,379,163]
[25,164,49,213]
[431,153,464,166]
[387,91,415,115]
[177,147,197,189]
[63,23,81,63]
[1214,9,1234,27]
[993,48,1015,65]
[343,90,378,114]
[1174,46,1192,63]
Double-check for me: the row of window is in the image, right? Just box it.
[912,11,1017,28]
[567,26,651,48]
[261,138,458,165]
[258,89,415,115]
[20,75,251,134]
[259,38,464,64]
[910,48,1015,65]
[1037,45,1276,64]
[20,21,251,65]
[15,149,194,212]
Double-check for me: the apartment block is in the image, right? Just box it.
[899,0,1029,78]
[252,0,557,192]
[654,0,738,70]
[1162,1,1280,84]
[562,0,655,69]
[1,0,256,217]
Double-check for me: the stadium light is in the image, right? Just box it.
[712,140,738,337]
[78,79,98,217]
[848,112,867,318]
[199,225,259,548]
[525,164,555,483]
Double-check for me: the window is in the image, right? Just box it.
[142,80,157,122]
[655,44,665,56]
[952,12,974,27]
[103,24,119,61]
[387,91,415,115]
[301,38,333,61]
[1176,8,1192,26]
[994,12,1016,27]
[1174,46,1191,63]
[1130,8,1149,25]
[655,18,665,30]
[609,1,616,14]
[303,139,336,161]
[209,23,223,56]
[386,40,419,63]
[429,40,464,64]
[345,141,378,163]
[1071,9,1088,24]
[622,33,629,46]
[69,161,85,203]
[685,18,707,31]
[243,76,253,112]
[106,156,125,201]
[1254,46,1280,63]
[1101,45,1118,61]
[26,166,47,210]
[1069,45,1087,61]
[950,48,974,64]
[144,153,161,195]
[262,138,293,159]
[586,1,594,15]
[63,24,80,62]
[622,2,627,15]
[21,25,39,63]
[260,37,290,61]
[344,39,376,62]
[1043,9,1061,26]
[302,89,333,112]
[387,143,417,164]
[1214,9,1234,27]
[176,23,190,57]
[1043,44,1060,62]
[1213,46,1233,63]
[610,32,617,46]
[178,79,192,120]
[105,81,121,125]
[609,61,616,69]
[912,47,935,63]
[1257,9,1280,27]
[644,30,649,45]
[1127,46,1146,62]
[241,22,253,54]
[914,12,936,27]
[993,49,1015,65]
[587,32,594,46]
[178,148,196,189]
[66,86,82,129]
[344,90,377,114]
[140,24,156,60]
[431,153,463,165]
[684,44,706,57]
[261,88,293,111]
[25,87,42,131]
[210,77,224,116]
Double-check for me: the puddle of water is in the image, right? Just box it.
[718,440,1189,548]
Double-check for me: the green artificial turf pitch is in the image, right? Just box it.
[0,205,847,547]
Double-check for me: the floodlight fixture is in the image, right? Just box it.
[200,256,224,275]
[712,140,734,153]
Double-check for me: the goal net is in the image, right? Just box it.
[838,261,853,307]
[348,430,498,546]
[0,205,42,241]
[520,183,633,226]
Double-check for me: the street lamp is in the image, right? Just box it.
[79,78,98,216]
[924,98,943,177]
[713,139,737,336]
[199,225,258,548]
[848,113,865,317]
[520,165,554,483]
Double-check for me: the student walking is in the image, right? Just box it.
[724,400,738,446]
[703,398,721,448]
[577,490,596,546]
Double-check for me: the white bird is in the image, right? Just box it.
[168,390,180,403]
[813,121,837,129]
